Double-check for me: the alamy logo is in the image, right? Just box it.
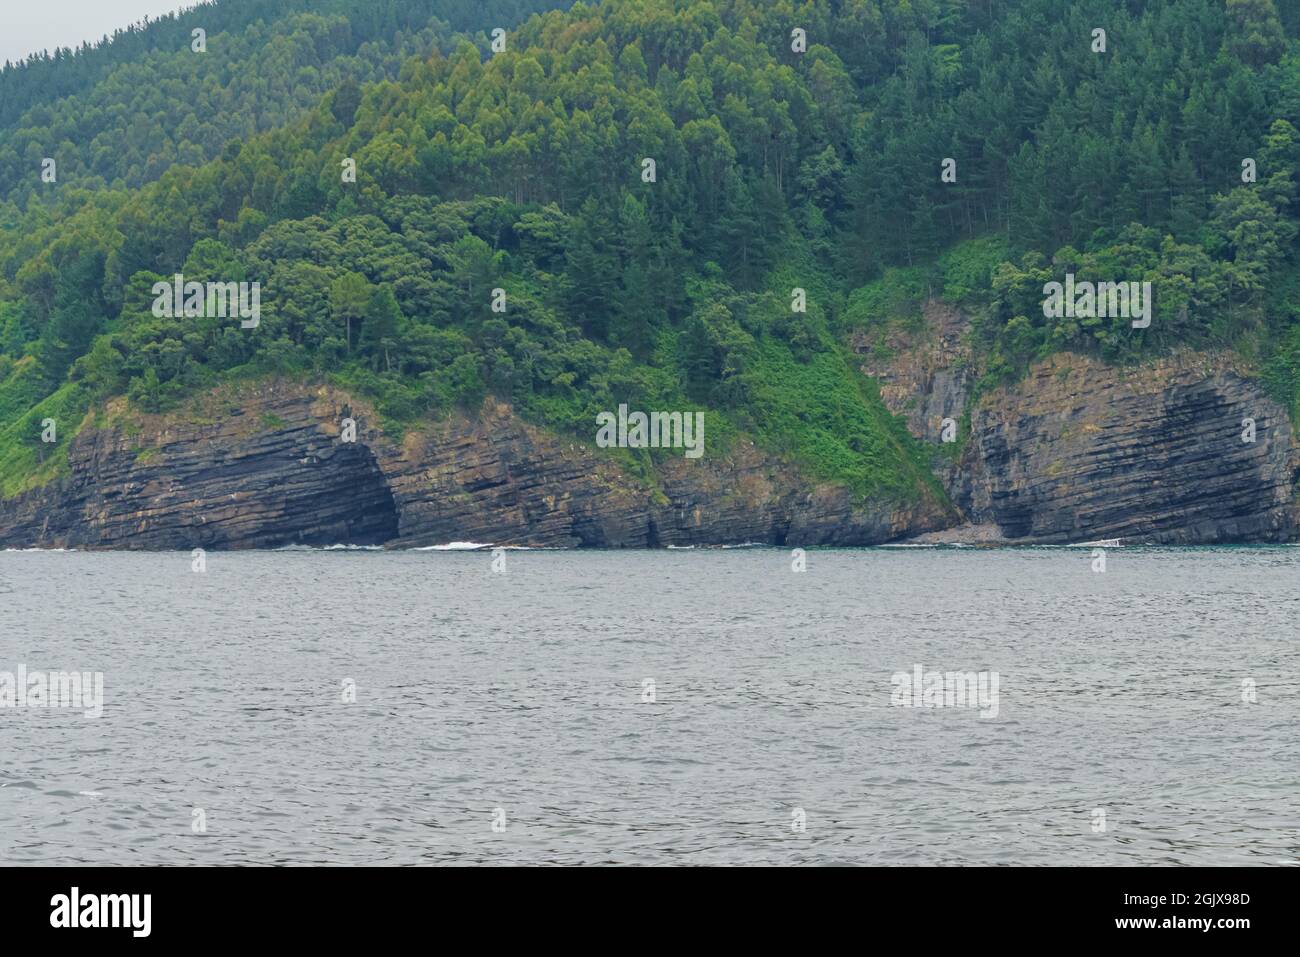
[0,664,103,718]
[596,405,704,458]
[152,273,260,328]
[891,664,1000,719]
[1042,273,1152,329]
[50,888,151,937]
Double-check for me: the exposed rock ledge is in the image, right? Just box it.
[951,352,1300,544]
[4,325,1298,550]
[0,382,953,549]
[857,301,1300,545]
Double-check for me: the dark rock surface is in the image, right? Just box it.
[0,380,954,549]
[5,328,1299,550]
[950,353,1300,544]
[0,387,398,549]
[856,302,1300,545]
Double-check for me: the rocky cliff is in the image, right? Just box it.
[4,308,1298,550]
[0,380,953,549]
[950,352,1300,544]
[855,302,1300,545]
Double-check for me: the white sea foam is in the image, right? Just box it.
[414,541,495,551]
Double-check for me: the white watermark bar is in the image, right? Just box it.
[595,404,704,458]
[0,664,103,719]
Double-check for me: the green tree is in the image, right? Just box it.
[360,284,402,370]
[330,271,371,352]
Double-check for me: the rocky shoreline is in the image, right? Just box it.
[3,304,1298,549]
[856,304,1300,547]
[0,382,954,550]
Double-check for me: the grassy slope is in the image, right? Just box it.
[0,364,90,497]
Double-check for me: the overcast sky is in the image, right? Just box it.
[1,1,195,65]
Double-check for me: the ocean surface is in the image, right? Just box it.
[1,546,1297,866]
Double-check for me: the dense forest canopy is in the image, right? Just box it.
[0,1,570,123]
[0,0,574,204]
[1,0,1298,501]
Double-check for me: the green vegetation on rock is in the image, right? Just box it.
[1,0,1298,505]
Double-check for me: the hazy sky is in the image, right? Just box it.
[1,1,195,65]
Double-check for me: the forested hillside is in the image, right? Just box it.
[0,1,569,124]
[0,0,571,204]
[1,0,1298,508]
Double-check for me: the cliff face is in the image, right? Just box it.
[0,389,399,549]
[4,317,1299,550]
[952,353,1300,544]
[856,300,973,446]
[0,381,952,549]
[376,400,950,548]
[857,302,1300,545]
